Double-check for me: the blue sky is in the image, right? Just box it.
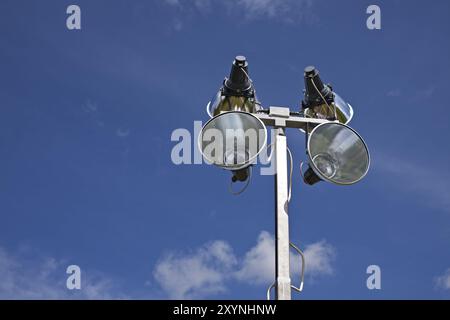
[1,0,450,299]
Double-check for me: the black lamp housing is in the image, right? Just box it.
[223,56,254,97]
[301,66,335,120]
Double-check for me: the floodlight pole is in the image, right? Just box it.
[257,107,329,300]
[274,127,291,300]
[201,58,362,300]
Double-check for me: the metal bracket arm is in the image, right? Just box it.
[255,106,329,129]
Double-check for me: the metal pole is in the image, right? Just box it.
[274,127,291,300]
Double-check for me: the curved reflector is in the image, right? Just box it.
[307,122,369,185]
[301,92,353,134]
[207,91,260,118]
[332,92,353,124]
[198,111,267,170]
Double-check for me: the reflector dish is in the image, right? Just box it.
[207,91,260,117]
[307,122,369,185]
[199,111,267,170]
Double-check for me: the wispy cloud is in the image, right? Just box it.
[374,154,450,213]
[237,0,313,20]
[82,99,105,128]
[386,88,401,97]
[435,268,450,290]
[416,85,435,99]
[153,231,336,299]
[116,127,131,138]
[162,0,316,30]
[0,246,125,299]
[82,99,98,113]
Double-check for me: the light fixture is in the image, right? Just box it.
[198,111,267,171]
[207,55,261,117]
[196,55,371,300]
[303,122,370,185]
[301,66,353,126]
[199,56,267,182]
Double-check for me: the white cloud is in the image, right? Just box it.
[234,231,275,284]
[235,232,336,285]
[153,231,336,299]
[153,241,236,299]
[302,240,336,277]
[0,246,123,299]
[435,268,450,290]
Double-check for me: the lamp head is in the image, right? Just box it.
[200,56,267,188]
[198,111,267,171]
[223,55,253,97]
[303,66,334,111]
[208,56,261,117]
[301,66,353,125]
[303,122,370,185]
[231,167,250,182]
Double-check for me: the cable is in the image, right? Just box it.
[289,242,305,292]
[206,101,213,118]
[240,67,252,84]
[266,282,275,300]
[228,166,252,195]
[266,143,274,163]
[299,161,306,181]
[310,77,336,119]
[239,66,266,113]
[286,146,293,203]
[264,143,292,202]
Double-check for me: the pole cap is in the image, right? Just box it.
[304,66,317,77]
[235,55,247,66]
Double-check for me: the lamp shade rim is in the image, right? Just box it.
[298,99,353,134]
[198,111,268,170]
[307,121,370,185]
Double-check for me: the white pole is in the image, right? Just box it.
[274,128,291,300]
